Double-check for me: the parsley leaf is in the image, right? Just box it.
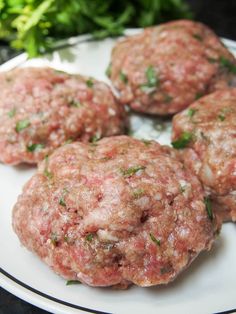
[171,132,192,149]
[85,234,94,242]
[204,197,213,221]
[16,119,30,132]
[149,233,161,246]
[66,280,81,286]
[27,143,44,152]
[187,108,197,117]
[8,108,16,118]
[86,79,94,88]
[120,165,146,177]
[219,56,236,74]
[119,71,128,84]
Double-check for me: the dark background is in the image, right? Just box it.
[0,0,236,313]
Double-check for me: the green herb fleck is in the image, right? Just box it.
[171,132,192,149]
[207,57,217,63]
[195,92,203,100]
[219,56,236,74]
[140,65,159,92]
[160,266,172,275]
[187,108,197,117]
[149,233,161,246]
[121,165,146,177]
[50,233,58,246]
[180,185,186,193]
[142,139,152,146]
[133,188,145,198]
[44,156,53,179]
[218,114,225,121]
[16,119,30,132]
[59,197,66,207]
[86,79,94,88]
[69,100,82,108]
[27,143,44,152]
[66,280,81,286]
[106,63,112,77]
[119,71,128,84]
[192,33,203,41]
[8,108,16,118]
[146,66,158,86]
[64,138,73,145]
[90,134,100,143]
[200,132,208,141]
[204,197,213,221]
[163,94,173,103]
[85,234,94,242]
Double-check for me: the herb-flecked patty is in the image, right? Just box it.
[172,88,236,222]
[0,67,125,165]
[12,136,219,288]
[108,20,236,115]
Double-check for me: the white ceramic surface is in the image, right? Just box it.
[0,31,236,314]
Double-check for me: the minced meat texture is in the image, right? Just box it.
[109,20,236,115]
[0,67,125,165]
[12,136,219,288]
[172,88,236,222]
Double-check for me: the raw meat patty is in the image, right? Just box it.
[13,136,219,288]
[109,20,236,115]
[0,67,125,165]
[172,88,236,222]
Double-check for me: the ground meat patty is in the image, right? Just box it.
[12,136,219,288]
[0,67,125,165]
[109,20,236,115]
[172,88,236,222]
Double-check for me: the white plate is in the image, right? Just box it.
[0,30,236,314]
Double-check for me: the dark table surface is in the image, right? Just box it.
[0,0,236,313]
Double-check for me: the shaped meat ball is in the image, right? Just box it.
[109,20,236,115]
[13,136,219,288]
[0,67,125,165]
[172,88,236,222]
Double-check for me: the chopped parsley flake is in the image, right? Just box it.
[187,108,197,117]
[90,134,101,143]
[16,119,30,132]
[27,143,44,152]
[218,114,225,121]
[44,156,53,179]
[163,94,173,103]
[140,65,159,92]
[121,165,146,177]
[50,233,58,246]
[59,197,66,207]
[207,57,217,64]
[86,79,94,88]
[8,108,16,118]
[119,71,128,84]
[171,132,192,149]
[219,56,236,74]
[149,233,161,246]
[69,99,82,108]
[180,185,186,193]
[64,138,73,145]
[66,280,81,285]
[133,188,145,198]
[59,188,68,206]
[142,139,152,146]
[192,33,203,41]
[195,92,204,100]
[204,197,213,221]
[85,234,94,242]
[105,63,112,77]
